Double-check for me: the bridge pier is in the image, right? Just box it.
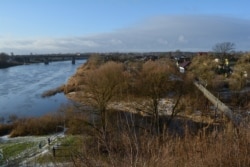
[72,56,75,64]
[23,57,30,64]
[44,58,49,65]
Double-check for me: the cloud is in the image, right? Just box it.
[157,38,168,45]
[1,15,250,54]
[178,35,188,43]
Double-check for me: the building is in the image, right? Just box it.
[178,61,191,73]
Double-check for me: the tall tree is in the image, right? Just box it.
[0,52,9,62]
[213,42,235,59]
[188,54,218,88]
[135,59,180,134]
[81,61,125,134]
[229,53,250,90]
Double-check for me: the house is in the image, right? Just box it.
[178,61,191,73]
[197,52,208,56]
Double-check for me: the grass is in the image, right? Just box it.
[0,140,38,165]
[0,114,249,167]
[30,135,84,166]
[0,113,65,137]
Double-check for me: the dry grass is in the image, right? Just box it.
[69,128,250,167]
[64,110,250,167]
[0,124,13,136]
[60,58,249,166]
[0,113,65,137]
[1,106,248,166]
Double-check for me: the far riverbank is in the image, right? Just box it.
[0,62,22,69]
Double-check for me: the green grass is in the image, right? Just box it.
[33,135,84,165]
[0,141,37,165]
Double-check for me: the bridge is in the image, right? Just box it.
[194,80,240,126]
[12,54,90,65]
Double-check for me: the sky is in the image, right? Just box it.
[1,0,250,54]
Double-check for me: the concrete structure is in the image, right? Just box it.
[194,80,240,126]
[12,54,90,65]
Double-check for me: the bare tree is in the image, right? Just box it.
[213,42,235,59]
[81,61,126,134]
[86,54,104,69]
[229,53,250,90]
[135,59,180,134]
[0,116,5,124]
[188,54,218,88]
[8,114,18,123]
[0,52,9,62]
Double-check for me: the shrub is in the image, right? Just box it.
[69,114,250,167]
[0,124,13,136]
[9,114,64,137]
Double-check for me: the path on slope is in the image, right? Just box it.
[194,80,240,126]
[1,132,64,166]
[20,132,64,166]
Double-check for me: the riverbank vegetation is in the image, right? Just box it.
[61,54,249,166]
[0,113,65,137]
[1,53,249,166]
[0,52,22,68]
[1,109,249,166]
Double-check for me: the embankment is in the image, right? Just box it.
[0,62,22,69]
[63,60,92,102]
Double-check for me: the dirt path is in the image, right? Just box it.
[0,132,65,166]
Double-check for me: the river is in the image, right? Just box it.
[0,60,86,121]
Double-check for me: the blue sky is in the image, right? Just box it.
[1,0,250,54]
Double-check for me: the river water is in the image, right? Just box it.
[0,60,86,120]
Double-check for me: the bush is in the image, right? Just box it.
[0,124,13,136]
[9,114,64,137]
[67,110,250,167]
